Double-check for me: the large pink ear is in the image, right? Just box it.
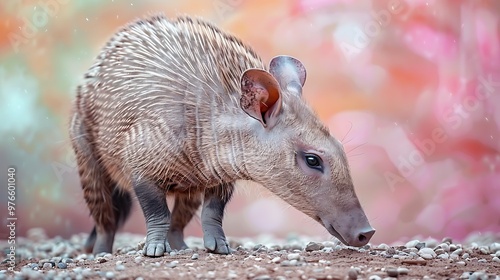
[269,55,306,95]
[240,69,282,128]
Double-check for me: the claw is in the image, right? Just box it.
[143,241,171,257]
[204,234,231,254]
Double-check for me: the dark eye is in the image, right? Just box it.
[304,153,323,171]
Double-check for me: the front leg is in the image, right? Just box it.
[133,180,171,257]
[201,183,234,254]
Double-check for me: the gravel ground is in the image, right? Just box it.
[1,229,500,279]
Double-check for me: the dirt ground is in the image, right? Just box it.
[1,233,500,279]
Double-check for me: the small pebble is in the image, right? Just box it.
[42,262,53,269]
[456,261,466,266]
[415,242,426,250]
[169,251,177,256]
[73,267,83,274]
[253,275,271,280]
[385,267,398,277]
[434,248,445,255]
[105,271,115,279]
[191,253,199,260]
[437,243,450,252]
[82,268,93,277]
[377,243,390,250]
[368,276,382,280]
[490,242,500,253]
[418,248,436,259]
[38,259,50,266]
[287,253,300,261]
[397,267,409,275]
[405,240,420,248]
[167,261,179,268]
[386,247,396,255]
[438,253,449,259]
[492,256,500,263]
[347,267,358,279]
[305,242,324,252]
[479,246,489,255]
[322,241,337,248]
[115,264,125,271]
[425,239,438,248]
[57,262,67,269]
[470,271,488,280]
[104,253,113,259]
[441,237,452,244]
[322,247,334,253]
[451,248,463,256]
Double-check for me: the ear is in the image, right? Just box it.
[240,69,282,128]
[269,55,306,95]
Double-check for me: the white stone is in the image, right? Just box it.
[490,242,500,253]
[287,253,300,261]
[418,248,436,258]
[404,240,420,248]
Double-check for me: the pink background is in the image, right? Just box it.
[0,0,499,245]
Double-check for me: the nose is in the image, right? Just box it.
[351,227,375,247]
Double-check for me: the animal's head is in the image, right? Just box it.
[239,56,374,247]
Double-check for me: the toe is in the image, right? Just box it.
[144,243,165,257]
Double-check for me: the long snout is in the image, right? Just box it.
[347,226,376,247]
[320,209,375,247]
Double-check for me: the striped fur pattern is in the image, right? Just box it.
[69,14,373,254]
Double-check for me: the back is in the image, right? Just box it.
[73,15,264,188]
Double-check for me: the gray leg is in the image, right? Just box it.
[84,188,133,253]
[133,181,171,257]
[201,183,234,254]
[71,112,127,254]
[168,192,202,250]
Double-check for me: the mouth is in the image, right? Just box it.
[326,224,349,245]
[316,215,348,245]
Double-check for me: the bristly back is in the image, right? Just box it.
[173,15,265,93]
[98,14,266,97]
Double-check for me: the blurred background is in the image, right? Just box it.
[0,0,499,245]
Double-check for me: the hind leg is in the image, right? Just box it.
[83,189,133,253]
[201,183,234,254]
[168,192,202,250]
[71,113,131,254]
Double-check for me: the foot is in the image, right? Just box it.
[203,225,232,254]
[143,239,171,257]
[168,229,189,250]
[92,230,115,254]
[83,227,97,253]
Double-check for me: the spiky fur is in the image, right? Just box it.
[69,14,372,253]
